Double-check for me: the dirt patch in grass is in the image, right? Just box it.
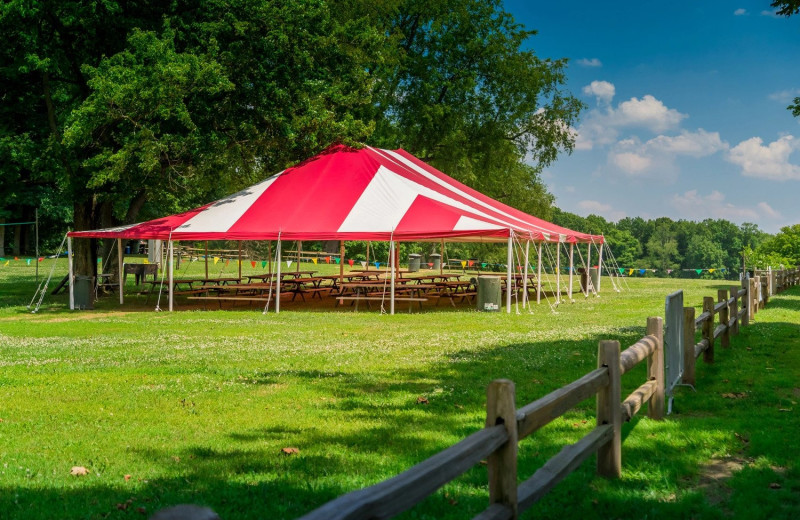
[695,457,747,510]
[0,311,134,322]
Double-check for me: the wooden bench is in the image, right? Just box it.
[188,295,272,309]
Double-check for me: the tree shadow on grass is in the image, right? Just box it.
[4,293,800,520]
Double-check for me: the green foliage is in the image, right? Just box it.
[755,224,800,266]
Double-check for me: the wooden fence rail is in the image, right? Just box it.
[297,267,799,520]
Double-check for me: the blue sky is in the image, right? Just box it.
[505,1,800,233]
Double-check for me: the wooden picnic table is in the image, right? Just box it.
[337,282,437,311]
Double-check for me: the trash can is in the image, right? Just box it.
[408,254,422,272]
[429,253,441,270]
[590,267,600,292]
[476,275,501,312]
[73,275,94,310]
[578,267,588,292]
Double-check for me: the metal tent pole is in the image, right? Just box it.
[522,240,530,309]
[205,241,209,280]
[556,240,561,304]
[597,239,604,293]
[339,240,345,285]
[238,241,242,280]
[68,236,74,310]
[117,238,124,305]
[537,242,543,304]
[168,240,174,312]
[569,243,574,302]
[506,232,513,313]
[390,241,396,315]
[276,239,282,313]
[585,242,592,297]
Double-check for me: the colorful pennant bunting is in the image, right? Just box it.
[695,269,702,275]
[348,259,354,266]
[374,261,381,268]
[251,261,256,268]
[312,257,318,264]
[261,261,267,268]
[360,261,366,268]
[214,257,219,265]
[619,268,625,274]
[461,260,467,268]
[335,257,341,264]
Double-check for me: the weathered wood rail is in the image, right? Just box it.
[297,267,799,520]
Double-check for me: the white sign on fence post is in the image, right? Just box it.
[664,290,684,415]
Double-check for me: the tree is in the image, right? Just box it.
[646,223,680,273]
[363,0,582,217]
[684,233,726,278]
[757,224,800,265]
[772,1,800,115]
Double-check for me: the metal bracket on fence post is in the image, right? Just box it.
[647,317,664,420]
[486,379,518,518]
[597,340,621,478]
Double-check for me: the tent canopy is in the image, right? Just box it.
[69,145,603,244]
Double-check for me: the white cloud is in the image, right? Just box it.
[645,129,728,157]
[613,95,687,132]
[577,58,602,67]
[577,200,626,221]
[761,9,780,17]
[582,80,616,105]
[727,135,800,180]
[734,8,747,16]
[671,190,782,221]
[610,151,652,174]
[575,94,687,150]
[768,88,800,103]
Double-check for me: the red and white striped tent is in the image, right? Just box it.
[68,145,604,312]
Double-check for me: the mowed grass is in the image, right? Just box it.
[0,259,798,519]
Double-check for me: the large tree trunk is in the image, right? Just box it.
[12,224,21,256]
[73,199,97,279]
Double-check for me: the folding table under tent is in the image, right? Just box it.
[68,145,604,314]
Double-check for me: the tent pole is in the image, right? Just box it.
[556,241,561,304]
[569,243,574,302]
[390,241,396,315]
[440,238,444,275]
[204,241,209,280]
[537,242,543,304]
[366,241,370,271]
[237,241,242,280]
[297,241,301,274]
[339,240,345,285]
[68,236,74,310]
[117,238,124,305]
[168,240,174,312]
[506,232,513,313]
[586,242,592,297]
[276,239,282,313]
[597,239,604,293]
[522,240,530,309]
[267,241,272,276]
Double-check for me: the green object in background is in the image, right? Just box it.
[476,275,501,312]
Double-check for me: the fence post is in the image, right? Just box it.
[702,297,715,363]
[729,286,739,336]
[762,278,769,308]
[597,340,621,478]
[486,379,518,518]
[682,307,696,386]
[750,277,758,317]
[718,290,730,348]
[646,317,664,420]
[742,278,750,328]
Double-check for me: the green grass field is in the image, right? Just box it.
[1,258,798,519]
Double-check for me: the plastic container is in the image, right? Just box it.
[73,275,94,310]
[476,275,501,312]
[408,254,421,272]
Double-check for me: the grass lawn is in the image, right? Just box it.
[0,258,798,519]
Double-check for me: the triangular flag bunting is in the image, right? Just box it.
[38,257,44,262]
[312,257,318,264]
[251,261,256,268]
[335,257,341,264]
[468,260,474,267]
[97,258,102,264]
[287,260,293,268]
[629,269,634,275]
[619,268,625,274]
[360,261,367,268]
[214,257,219,265]
[143,258,149,264]
[708,268,715,273]
[639,269,645,275]
[461,260,467,268]
[695,269,702,275]
[667,269,673,274]
[428,262,433,268]
[3,261,8,266]
[0,257,4,261]
[225,259,230,267]
[325,256,331,264]
[26,259,31,265]
[261,261,267,268]
[481,262,488,268]
[374,261,381,268]
[14,257,19,261]
[348,259,354,266]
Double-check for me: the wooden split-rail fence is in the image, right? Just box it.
[298,267,799,520]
